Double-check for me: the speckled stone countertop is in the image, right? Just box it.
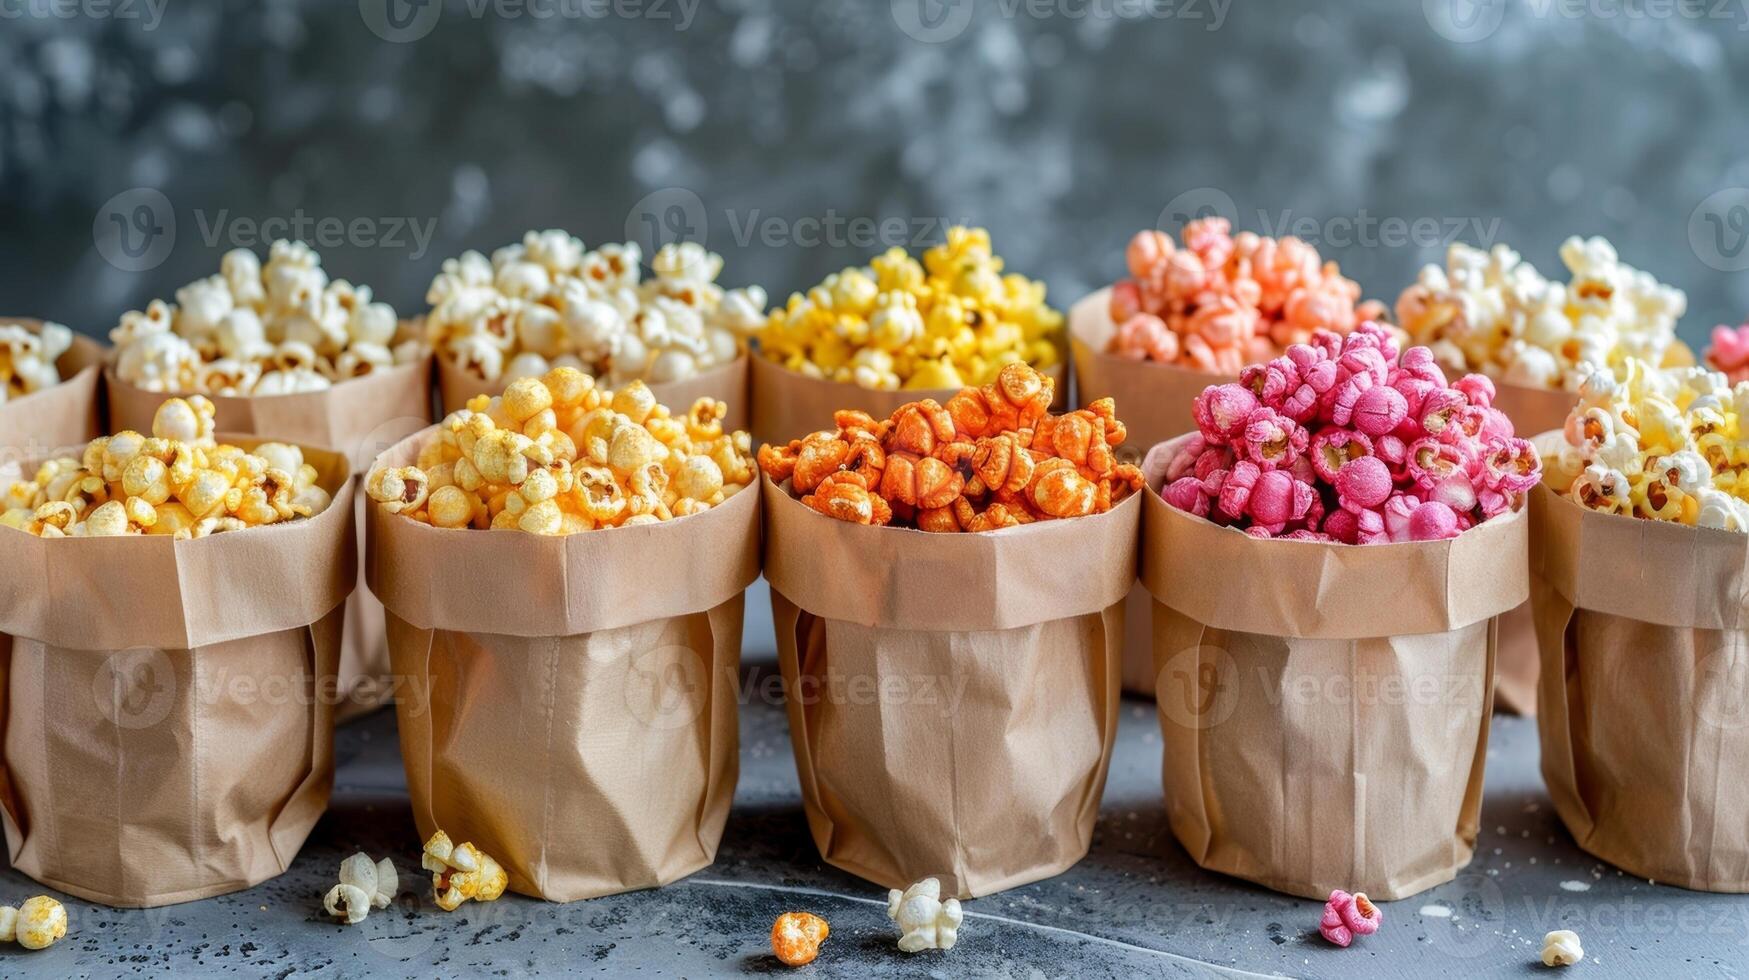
[5,579,1746,979]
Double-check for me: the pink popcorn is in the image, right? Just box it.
[1335,455,1392,510]
[1350,384,1408,437]
[1193,384,1260,444]
[1383,493,1421,542]
[1248,469,1316,533]
[1310,428,1373,483]
[1452,372,1495,408]
[1410,500,1461,540]
[1239,407,1307,470]
[1705,323,1749,384]
[1482,437,1541,495]
[1320,890,1382,947]
[1164,476,1211,518]
[1218,461,1262,520]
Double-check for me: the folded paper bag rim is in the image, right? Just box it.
[0,320,107,454]
[1068,288,1238,411]
[1139,435,1529,640]
[366,424,761,637]
[0,436,356,651]
[761,472,1140,633]
[1529,472,1749,632]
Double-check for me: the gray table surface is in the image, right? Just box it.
[5,578,1746,979]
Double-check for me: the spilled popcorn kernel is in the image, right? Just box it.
[758,362,1139,530]
[0,320,74,404]
[1541,929,1584,967]
[425,231,766,386]
[1397,237,1686,392]
[0,397,332,538]
[369,369,754,534]
[1106,220,1382,373]
[110,240,416,396]
[1318,889,1381,947]
[769,911,829,967]
[757,226,1062,391]
[1552,358,1749,528]
[0,895,68,950]
[422,831,508,912]
[322,853,398,925]
[887,877,961,953]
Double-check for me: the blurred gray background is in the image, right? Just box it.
[3,0,1748,350]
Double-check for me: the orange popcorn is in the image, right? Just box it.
[760,362,1142,530]
[771,911,830,967]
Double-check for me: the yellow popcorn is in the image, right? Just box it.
[756,226,1063,390]
[369,371,753,535]
[0,895,68,950]
[0,400,333,538]
[110,241,416,396]
[421,830,508,912]
[1398,238,1686,392]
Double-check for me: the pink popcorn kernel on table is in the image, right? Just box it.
[1161,323,1539,542]
[1319,889,1382,947]
[1705,323,1749,384]
[1105,219,1385,375]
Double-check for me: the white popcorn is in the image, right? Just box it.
[323,852,398,925]
[0,320,76,399]
[1540,929,1583,967]
[0,896,67,950]
[887,877,962,953]
[110,241,414,395]
[1398,238,1685,392]
[426,232,766,386]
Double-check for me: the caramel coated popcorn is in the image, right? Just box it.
[0,320,74,403]
[0,397,333,538]
[110,241,417,396]
[756,226,1063,391]
[758,362,1140,530]
[368,368,754,534]
[770,911,830,967]
[422,830,508,912]
[424,230,766,386]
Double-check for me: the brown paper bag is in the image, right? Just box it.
[1531,479,1749,891]
[435,350,751,435]
[0,321,107,459]
[107,351,434,720]
[764,475,1138,899]
[1142,438,1526,900]
[1068,290,1238,698]
[750,354,1069,449]
[0,442,354,907]
[365,426,758,902]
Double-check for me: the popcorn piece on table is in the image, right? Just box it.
[1541,929,1584,967]
[0,396,332,538]
[755,362,1141,530]
[0,320,74,403]
[757,226,1063,391]
[421,831,508,912]
[110,240,415,396]
[1105,219,1384,373]
[1317,888,1381,947]
[769,911,829,967]
[887,877,962,953]
[1555,357,1749,528]
[367,368,755,534]
[322,852,399,925]
[424,230,765,387]
[0,895,68,950]
[1160,323,1540,542]
[1397,237,1686,392]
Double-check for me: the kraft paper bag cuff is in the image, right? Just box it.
[1140,434,1529,639]
[437,349,752,433]
[762,473,1139,632]
[0,324,106,455]
[1530,479,1749,630]
[1490,379,1577,444]
[366,425,761,637]
[749,352,1068,448]
[1068,289,1235,459]
[0,441,355,651]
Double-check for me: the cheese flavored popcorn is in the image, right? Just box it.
[367,367,755,534]
[1553,358,1749,529]
[757,362,1141,529]
[1396,237,1687,392]
[1105,219,1384,374]
[424,231,767,386]
[756,226,1064,391]
[0,320,74,403]
[110,240,416,396]
[0,396,332,538]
